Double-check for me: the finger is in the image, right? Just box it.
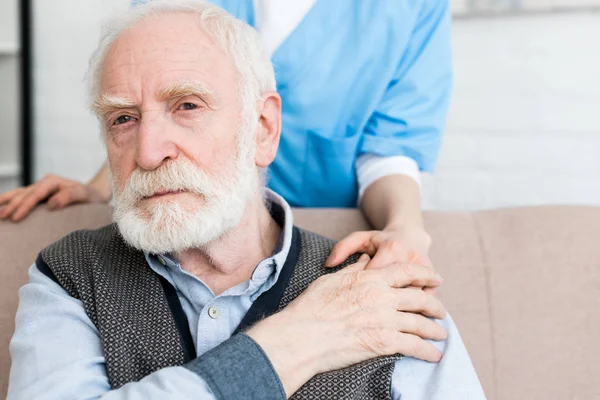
[47,185,89,210]
[21,177,61,206]
[393,332,442,363]
[0,187,26,206]
[367,240,411,270]
[370,244,432,271]
[338,254,371,274]
[424,287,436,295]
[383,263,443,289]
[326,231,379,267]
[394,289,447,320]
[10,182,62,221]
[1,189,30,220]
[395,312,447,341]
[12,186,62,221]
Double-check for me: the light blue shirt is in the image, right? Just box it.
[8,190,485,399]
[132,0,453,207]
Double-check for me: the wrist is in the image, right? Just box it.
[384,222,432,253]
[383,204,424,228]
[385,219,426,236]
[246,311,323,396]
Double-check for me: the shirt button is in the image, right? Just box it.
[208,306,220,319]
[157,255,167,266]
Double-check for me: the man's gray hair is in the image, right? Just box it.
[86,0,276,122]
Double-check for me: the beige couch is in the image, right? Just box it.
[1,204,599,399]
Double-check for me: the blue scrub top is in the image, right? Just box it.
[132,0,453,208]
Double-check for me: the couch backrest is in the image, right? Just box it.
[1,204,599,399]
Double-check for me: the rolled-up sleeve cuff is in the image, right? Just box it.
[184,334,286,400]
[356,154,422,203]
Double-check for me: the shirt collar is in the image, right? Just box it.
[144,189,294,299]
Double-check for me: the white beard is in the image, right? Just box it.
[111,125,259,254]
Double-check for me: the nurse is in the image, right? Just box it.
[0,0,452,270]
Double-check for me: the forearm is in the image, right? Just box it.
[10,365,216,400]
[105,335,286,400]
[12,334,282,400]
[246,310,332,397]
[87,162,112,201]
[9,265,285,400]
[104,335,285,400]
[360,174,425,231]
[93,367,216,400]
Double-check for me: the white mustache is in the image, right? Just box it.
[115,159,216,204]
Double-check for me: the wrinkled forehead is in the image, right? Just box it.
[99,12,237,99]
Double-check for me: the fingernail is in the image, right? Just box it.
[359,254,370,262]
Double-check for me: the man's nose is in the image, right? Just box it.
[135,112,179,170]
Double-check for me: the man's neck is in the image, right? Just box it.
[175,196,282,295]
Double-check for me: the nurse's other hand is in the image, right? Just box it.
[0,174,106,222]
[325,226,436,292]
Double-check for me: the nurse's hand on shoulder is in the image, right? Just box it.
[247,254,446,396]
[0,174,106,222]
[325,225,436,292]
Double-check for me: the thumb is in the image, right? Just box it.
[325,231,376,267]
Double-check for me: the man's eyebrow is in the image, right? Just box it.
[91,82,217,116]
[157,81,218,106]
[92,95,137,117]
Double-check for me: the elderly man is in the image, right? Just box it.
[8,1,484,399]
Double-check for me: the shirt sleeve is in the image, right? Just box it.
[355,154,421,203]
[359,0,453,173]
[7,264,284,400]
[390,313,486,400]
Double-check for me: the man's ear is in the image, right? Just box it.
[254,91,282,168]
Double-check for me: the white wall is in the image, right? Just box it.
[32,0,129,183]
[421,12,600,210]
[0,0,20,193]
[29,3,600,210]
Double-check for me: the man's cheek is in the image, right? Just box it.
[108,157,133,193]
[193,144,230,172]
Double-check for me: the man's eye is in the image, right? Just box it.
[178,102,199,110]
[114,115,134,125]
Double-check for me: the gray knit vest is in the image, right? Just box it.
[37,224,401,399]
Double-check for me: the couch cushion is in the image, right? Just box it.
[0,204,113,399]
[474,206,600,400]
[2,204,599,399]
